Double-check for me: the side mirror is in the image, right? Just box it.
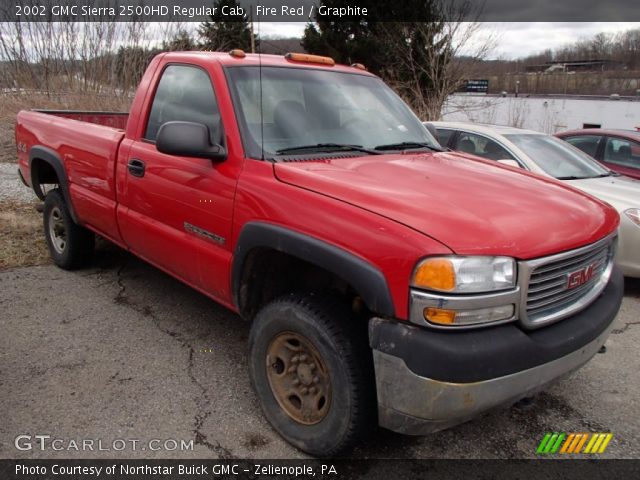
[156,121,227,161]
[497,159,521,168]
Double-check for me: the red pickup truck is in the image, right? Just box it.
[16,51,623,456]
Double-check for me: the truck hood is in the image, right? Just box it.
[274,152,618,259]
[565,175,640,212]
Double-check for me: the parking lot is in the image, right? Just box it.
[1,244,639,459]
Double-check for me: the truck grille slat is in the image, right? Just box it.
[529,247,608,280]
[527,268,604,310]
[527,258,607,303]
[521,235,615,328]
[526,278,568,294]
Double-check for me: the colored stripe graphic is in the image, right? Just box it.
[597,433,614,453]
[584,433,614,454]
[536,433,553,454]
[562,433,586,453]
[538,433,613,454]
[537,433,565,454]
[560,434,575,453]
[584,433,600,453]
[572,433,589,453]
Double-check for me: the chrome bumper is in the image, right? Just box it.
[373,322,612,435]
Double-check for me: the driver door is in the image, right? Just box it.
[118,64,236,299]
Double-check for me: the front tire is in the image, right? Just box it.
[248,294,376,456]
[43,189,94,269]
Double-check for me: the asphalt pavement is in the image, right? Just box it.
[1,245,639,459]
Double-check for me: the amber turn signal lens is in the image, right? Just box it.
[285,52,336,66]
[424,308,456,325]
[413,258,456,291]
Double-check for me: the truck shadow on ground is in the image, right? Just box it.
[83,242,613,459]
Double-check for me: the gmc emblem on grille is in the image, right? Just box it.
[566,263,597,289]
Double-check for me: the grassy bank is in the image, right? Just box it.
[0,201,50,269]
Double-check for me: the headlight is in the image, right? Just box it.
[625,208,640,227]
[412,256,515,293]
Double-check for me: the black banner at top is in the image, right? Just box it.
[4,0,640,22]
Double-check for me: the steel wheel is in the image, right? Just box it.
[249,294,376,455]
[265,331,332,425]
[43,189,94,269]
[48,206,67,254]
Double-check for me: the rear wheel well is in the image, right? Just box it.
[238,248,370,321]
[31,158,60,200]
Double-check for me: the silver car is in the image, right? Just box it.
[427,121,640,277]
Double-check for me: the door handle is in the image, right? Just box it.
[128,159,145,177]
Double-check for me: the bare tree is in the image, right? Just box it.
[0,0,193,96]
[378,1,496,120]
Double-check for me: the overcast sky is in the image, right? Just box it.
[257,22,640,60]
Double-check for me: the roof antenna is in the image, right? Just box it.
[256,10,265,161]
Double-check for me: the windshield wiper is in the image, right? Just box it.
[374,141,444,152]
[275,143,382,155]
[592,171,620,178]
[558,171,618,180]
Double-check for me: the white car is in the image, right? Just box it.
[426,121,640,277]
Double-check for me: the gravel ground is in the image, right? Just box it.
[1,249,639,460]
[0,163,38,203]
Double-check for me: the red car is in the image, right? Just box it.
[556,128,640,179]
[15,51,622,456]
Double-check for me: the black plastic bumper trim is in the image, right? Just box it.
[369,266,623,383]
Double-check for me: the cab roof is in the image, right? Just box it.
[160,51,376,76]
[556,128,640,139]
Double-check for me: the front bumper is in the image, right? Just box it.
[369,266,623,435]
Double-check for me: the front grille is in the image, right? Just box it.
[521,235,615,327]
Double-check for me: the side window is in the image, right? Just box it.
[603,137,640,168]
[564,135,602,157]
[144,65,220,143]
[435,128,454,148]
[454,132,515,161]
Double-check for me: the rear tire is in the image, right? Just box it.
[43,189,94,269]
[248,293,376,456]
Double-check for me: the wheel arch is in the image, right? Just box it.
[29,145,78,223]
[231,222,395,319]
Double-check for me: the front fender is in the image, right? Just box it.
[231,222,395,317]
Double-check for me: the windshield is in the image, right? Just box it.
[504,134,611,179]
[225,66,440,159]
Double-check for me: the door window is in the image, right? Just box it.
[603,137,640,168]
[435,128,455,148]
[144,65,220,143]
[564,135,602,157]
[454,132,516,161]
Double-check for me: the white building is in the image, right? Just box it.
[441,94,640,134]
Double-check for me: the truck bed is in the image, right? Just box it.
[16,109,128,243]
